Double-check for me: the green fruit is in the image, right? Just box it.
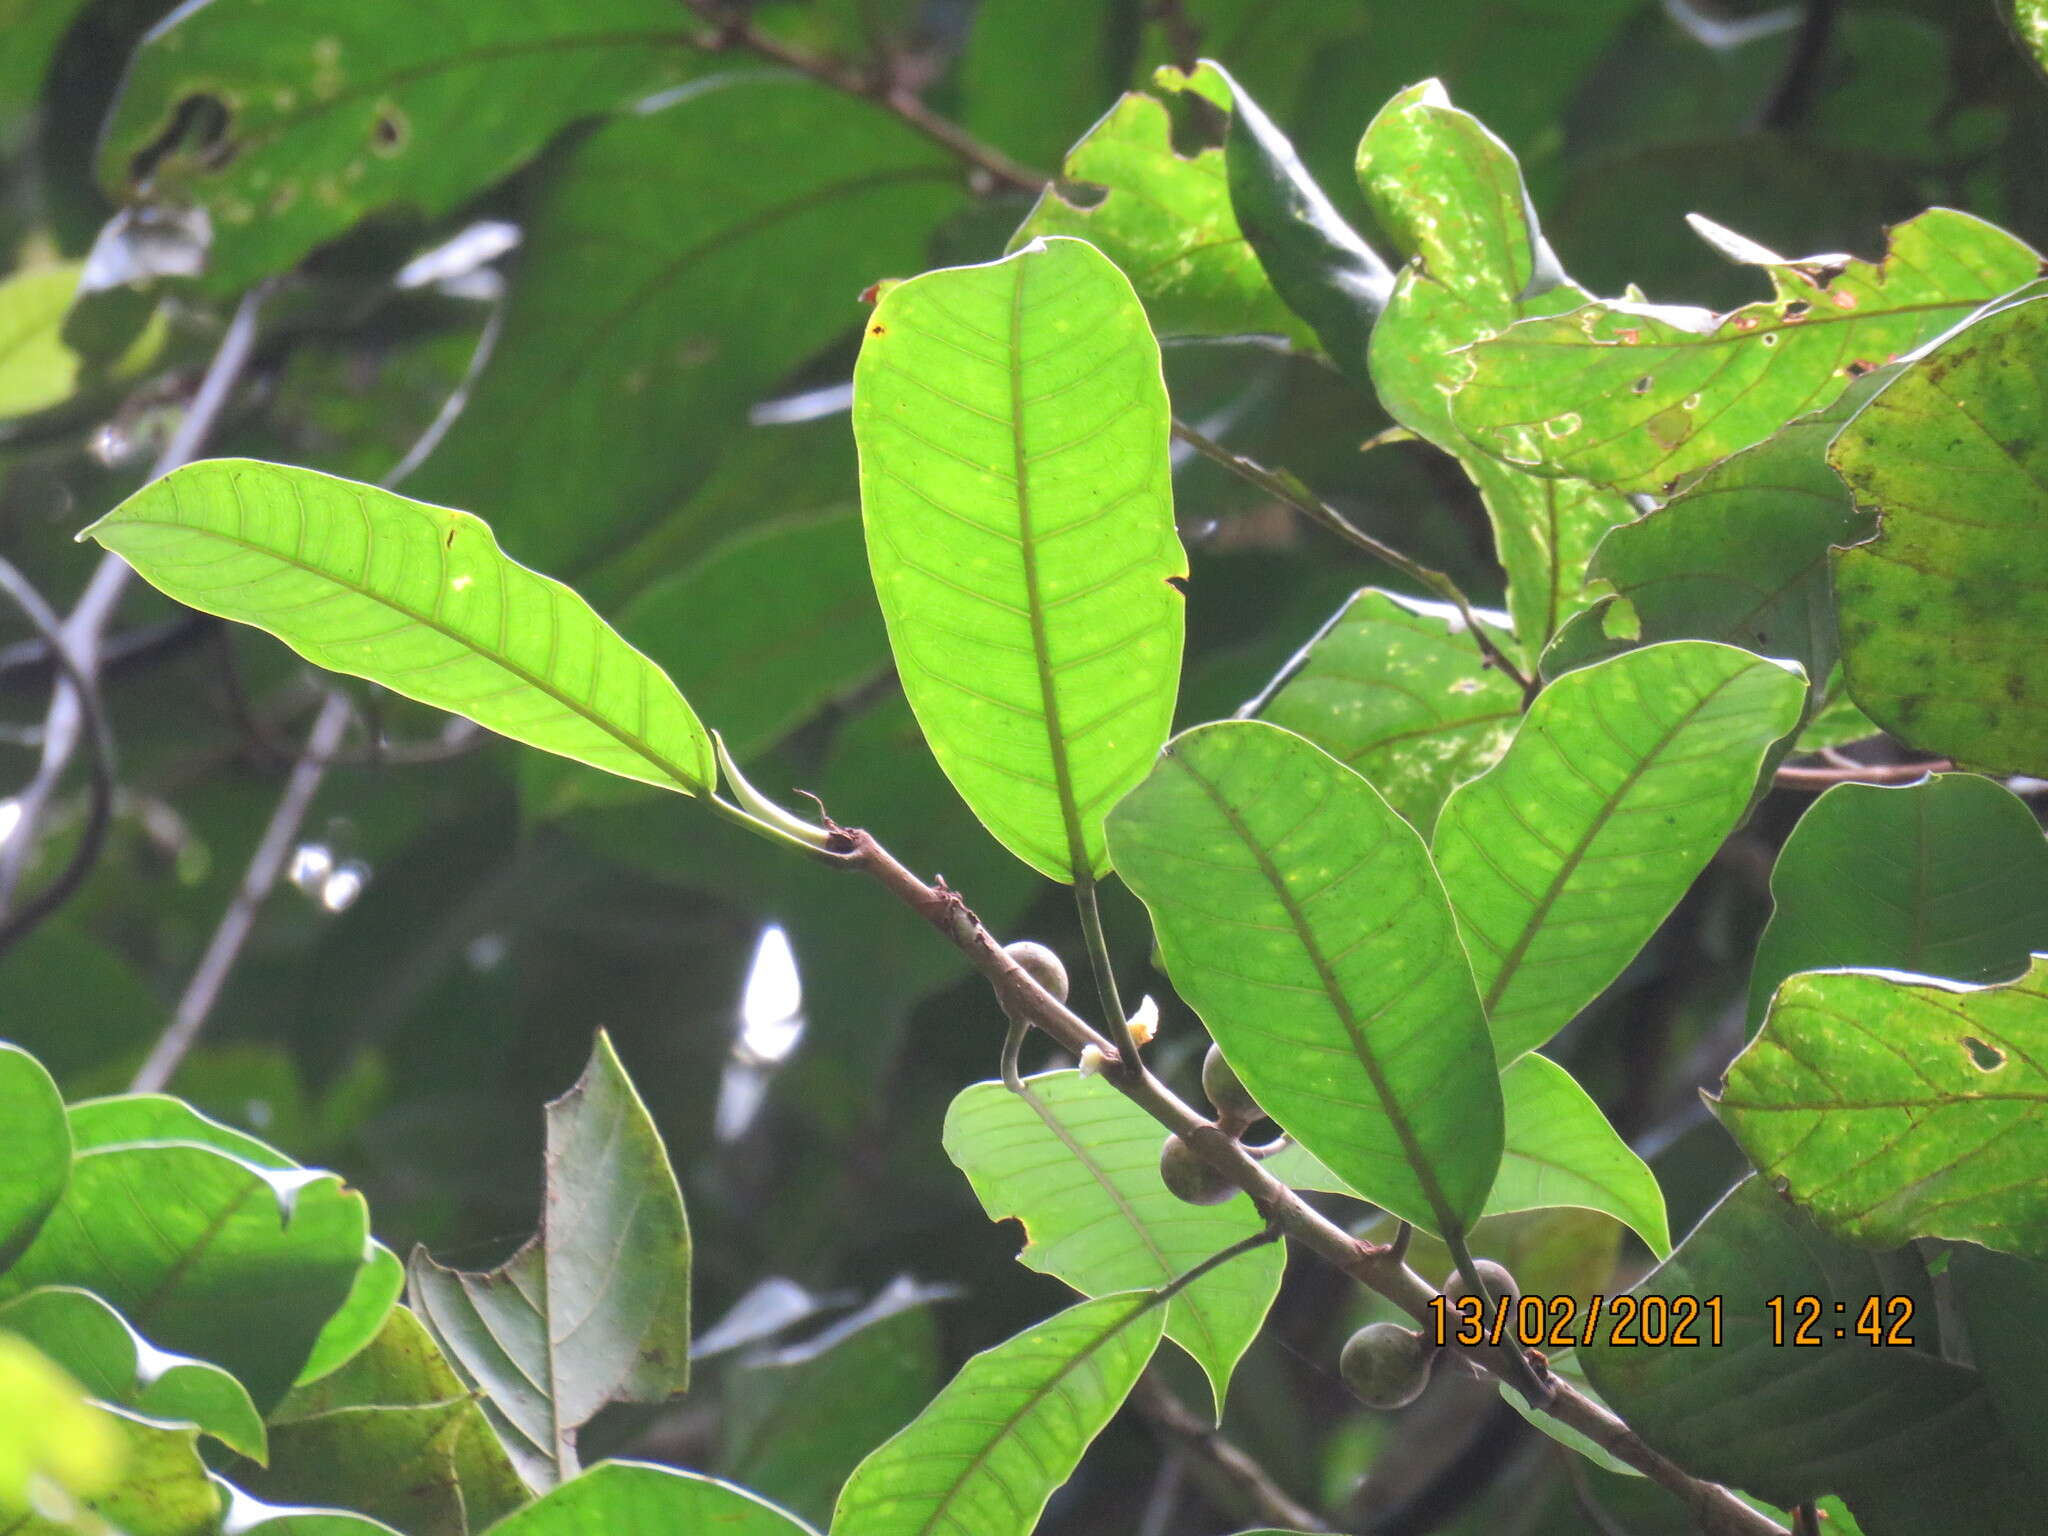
[1201,1043,1263,1124]
[1443,1259,1520,1311]
[1340,1322,1435,1409]
[1159,1133,1238,1206]
[1003,941,1068,1002]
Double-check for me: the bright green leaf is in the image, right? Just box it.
[0,1287,265,1463]
[1454,210,2041,494]
[1748,775,2048,1026]
[1719,958,2048,1261]
[410,1032,691,1487]
[1249,589,1520,835]
[1831,293,2048,775]
[832,1291,1165,1536]
[211,1477,406,1536]
[0,1332,121,1515]
[21,1406,220,1536]
[944,1070,1285,1416]
[1432,641,1806,1062]
[0,262,82,421]
[487,1461,818,1536]
[1106,720,1504,1237]
[853,235,1185,882]
[0,1042,67,1271]
[2010,0,2048,80]
[85,458,716,797]
[1796,682,1878,753]
[297,1241,406,1387]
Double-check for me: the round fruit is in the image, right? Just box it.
[1339,1322,1435,1409]
[1442,1259,1520,1312]
[1201,1044,1262,1124]
[1159,1133,1238,1206]
[1003,941,1068,1002]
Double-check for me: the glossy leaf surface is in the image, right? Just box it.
[854,236,1184,881]
[1433,642,1805,1062]
[86,459,715,796]
[0,1042,66,1270]
[1107,720,1503,1236]
[944,1070,1285,1414]
[1720,959,2048,1260]
[488,1461,818,1536]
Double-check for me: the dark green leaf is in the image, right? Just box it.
[1948,1247,2048,1483]
[1106,720,1503,1237]
[20,1406,221,1536]
[0,1042,67,1270]
[1719,958,2048,1261]
[211,1478,406,1536]
[486,1461,817,1536]
[853,235,1184,882]
[0,0,96,115]
[961,0,1132,171]
[297,1241,405,1387]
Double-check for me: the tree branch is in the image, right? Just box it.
[1773,757,1950,789]
[1134,1372,1328,1532]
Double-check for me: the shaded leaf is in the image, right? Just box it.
[86,459,716,797]
[297,1241,406,1387]
[0,0,96,115]
[1454,210,2040,494]
[853,235,1184,882]
[1718,958,2048,1261]
[0,262,82,420]
[1432,642,1805,1062]
[943,1070,1285,1415]
[832,1292,1165,1536]
[1249,589,1520,835]
[1748,775,2048,1026]
[961,0,1133,171]
[1831,292,2048,775]
[1948,1247,2048,1483]
[211,1478,406,1536]
[410,1032,691,1487]
[1106,720,1503,1237]
[16,1406,220,1536]
[0,1042,67,1271]
[487,1461,817,1536]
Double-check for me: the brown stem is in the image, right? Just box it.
[1135,1372,1328,1532]
[1773,757,1950,788]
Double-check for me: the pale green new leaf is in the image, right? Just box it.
[490,1461,818,1536]
[943,1070,1284,1416]
[0,263,82,420]
[1106,720,1503,1237]
[853,236,1185,881]
[832,1292,1164,1536]
[1719,958,2048,1261]
[1452,209,2041,494]
[1433,642,1805,1063]
[0,1333,121,1515]
[84,459,714,796]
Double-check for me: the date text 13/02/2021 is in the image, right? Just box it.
[1424,1293,1921,1349]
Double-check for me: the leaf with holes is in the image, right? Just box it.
[1748,775,2048,1028]
[1718,958,2048,1261]
[98,0,703,295]
[84,459,715,797]
[0,1042,67,1271]
[409,1032,690,1487]
[1106,720,1503,1237]
[1830,293,2048,775]
[1250,589,1520,835]
[1432,642,1805,1063]
[832,1291,1164,1536]
[853,236,1185,882]
[1452,209,2041,494]
[944,1070,1284,1416]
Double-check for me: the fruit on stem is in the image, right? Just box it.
[1340,1321,1436,1409]
[1202,1042,1263,1126]
[1159,1132,1239,1205]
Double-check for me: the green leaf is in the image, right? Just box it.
[853,235,1185,882]
[21,1406,220,1536]
[245,1307,527,1536]
[97,0,700,295]
[411,75,960,578]
[1718,958,2048,1261]
[1466,460,1635,666]
[1010,70,1311,345]
[0,1332,122,1514]
[0,1287,265,1462]
[1797,683,1878,753]
[943,1070,1285,1416]
[1431,641,1806,1062]
[1830,293,2048,775]
[0,0,96,115]
[210,1478,406,1536]
[1748,775,2048,1027]
[1948,1246,2048,1483]
[0,262,82,421]
[1106,720,1504,1237]
[85,459,716,797]
[1248,589,1520,835]
[297,1241,406,1387]
[960,0,1132,171]
[2010,0,2048,80]
[486,1461,818,1536]
[1454,210,2042,494]
[410,1032,691,1487]
[0,1042,67,1270]
[0,1142,369,1410]
[832,1291,1165,1536]
[1582,1177,2033,1531]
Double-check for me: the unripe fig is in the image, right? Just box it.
[1201,1043,1262,1124]
[1004,941,1068,1002]
[1442,1259,1520,1312]
[1340,1321,1435,1409]
[1159,1133,1237,1206]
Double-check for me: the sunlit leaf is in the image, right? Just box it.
[1107,720,1503,1237]
[1719,958,2048,1261]
[0,1332,122,1515]
[1748,776,2048,1027]
[944,1070,1285,1415]
[1830,292,2048,775]
[0,262,82,420]
[18,1406,219,1536]
[1454,210,2041,494]
[85,459,716,796]
[410,1032,691,1487]
[832,1291,1165,1536]
[0,1042,67,1271]
[487,1461,817,1536]
[853,236,1184,882]
[1432,642,1805,1062]
[297,1242,406,1387]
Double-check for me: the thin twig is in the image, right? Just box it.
[381,300,506,490]
[1075,873,1142,1076]
[819,821,1787,1536]
[1773,757,1949,788]
[1135,1372,1328,1532]
[129,690,354,1093]
[1171,418,1536,700]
